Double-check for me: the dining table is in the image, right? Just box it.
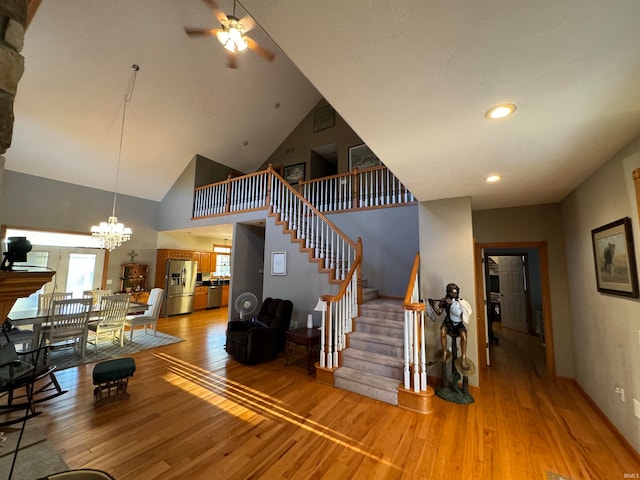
[6,301,150,346]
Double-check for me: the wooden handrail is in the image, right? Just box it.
[402,252,425,311]
[266,166,359,251]
[321,238,362,303]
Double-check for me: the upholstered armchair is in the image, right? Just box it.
[225,297,293,365]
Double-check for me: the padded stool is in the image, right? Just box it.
[92,357,136,406]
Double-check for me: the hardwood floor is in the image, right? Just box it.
[32,311,639,479]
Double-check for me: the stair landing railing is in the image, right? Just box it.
[300,165,415,213]
[403,252,428,392]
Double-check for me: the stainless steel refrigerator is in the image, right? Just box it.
[163,259,197,316]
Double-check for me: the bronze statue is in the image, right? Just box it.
[428,283,472,370]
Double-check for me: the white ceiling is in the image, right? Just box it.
[6,0,640,212]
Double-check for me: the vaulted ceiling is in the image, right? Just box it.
[6,0,640,210]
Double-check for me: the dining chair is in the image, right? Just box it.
[38,292,72,313]
[124,288,164,342]
[83,288,113,307]
[44,298,93,358]
[87,294,130,350]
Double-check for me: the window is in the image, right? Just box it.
[5,228,106,312]
[213,245,231,277]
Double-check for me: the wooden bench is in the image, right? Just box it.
[92,357,136,407]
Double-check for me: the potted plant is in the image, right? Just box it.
[124,277,133,293]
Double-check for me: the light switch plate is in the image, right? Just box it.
[634,399,640,419]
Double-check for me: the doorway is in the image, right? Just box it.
[474,241,556,379]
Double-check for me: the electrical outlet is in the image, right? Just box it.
[106,279,112,285]
[615,385,626,403]
[634,399,640,419]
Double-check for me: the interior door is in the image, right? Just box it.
[498,256,528,333]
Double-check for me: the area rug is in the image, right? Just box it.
[0,419,68,480]
[48,331,185,371]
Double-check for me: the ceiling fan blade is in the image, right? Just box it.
[226,51,238,69]
[245,36,275,62]
[238,14,255,32]
[184,27,221,38]
[201,0,228,24]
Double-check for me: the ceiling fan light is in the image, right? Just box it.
[223,40,236,52]
[216,30,229,45]
[236,38,248,51]
[228,26,243,43]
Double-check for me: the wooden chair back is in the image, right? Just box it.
[48,298,93,341]
[38,292,72,313]
[98,295,131,327]
[83,289,113,306]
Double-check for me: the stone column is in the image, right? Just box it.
[0,0,27,203]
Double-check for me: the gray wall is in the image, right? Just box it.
[259,99,362,178]
[0,170,160,288]
[194,154,244,188]
[473,203,574,378]
[229,223,265,322]
[419,197,477,385]
[262,215,339,329]
[561,133,640,452]
[328,204,419,297]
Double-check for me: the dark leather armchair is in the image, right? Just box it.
[225,297,293,365]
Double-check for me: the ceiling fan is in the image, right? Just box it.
[184,0,276,69]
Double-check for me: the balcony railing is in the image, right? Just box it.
[300,166,415,213]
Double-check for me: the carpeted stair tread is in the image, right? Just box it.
[335,366,401,393]
[362,287,379,302]
[342,348,403,378]
[349,331,404,348]
[342,346,403,368]
[356,316,404,330]
[349,331,404,357]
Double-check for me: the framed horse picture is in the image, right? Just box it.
[591,217,639,298]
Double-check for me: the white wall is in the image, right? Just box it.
[419,197,477,386]
[561,134,640,451]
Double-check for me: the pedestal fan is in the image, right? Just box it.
[234,292,258,321]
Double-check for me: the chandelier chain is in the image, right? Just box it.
[112,64,139,218]
[90,64,140,251]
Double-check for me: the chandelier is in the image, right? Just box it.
[90,64,139,251]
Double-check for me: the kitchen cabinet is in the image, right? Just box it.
[221,285,229,307]
[194,286,208,310]
[155,248,219,288]
[199,252,212,273]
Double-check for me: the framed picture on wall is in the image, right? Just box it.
[348,144,381,170]
[271,251,286,275]
[283,162,305,185]
[313,105,335,132]
[591,217,639,297]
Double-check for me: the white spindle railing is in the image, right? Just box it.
[403,253,428,393]
[269,171,358,282]
[193,171,270,218]
[300,166,415,213]
[318,253,361,369]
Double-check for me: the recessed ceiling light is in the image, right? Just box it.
[484,103,517,119]
[485,175,502,183]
